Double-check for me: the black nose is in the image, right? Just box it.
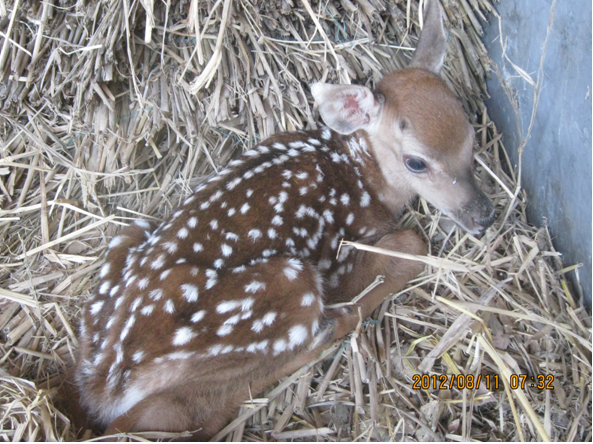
[473,209,496,232]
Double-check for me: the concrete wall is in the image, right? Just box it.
[481,0,591,307]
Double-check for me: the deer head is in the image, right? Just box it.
[311,0,495,234]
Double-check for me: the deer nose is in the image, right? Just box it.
[473,209,496,232]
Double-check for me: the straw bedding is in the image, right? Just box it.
[0,0,590,441]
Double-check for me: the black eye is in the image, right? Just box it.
[405,157,427,173]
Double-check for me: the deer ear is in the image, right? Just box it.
[310,83,383,135]
[409,0,447,74]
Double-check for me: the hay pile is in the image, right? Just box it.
[0,0,590,441]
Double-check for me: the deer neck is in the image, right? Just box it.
[341,130,417,218]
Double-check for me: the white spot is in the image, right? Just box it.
[163,242,178,254]
[217,324,233,336]
[200,201,211,210]
[241,310,253,320]
[150,254,165,270]
[120,315,136,341]
[149,235,161,246]
[262,249,276,257]
[164,351,195,360]
[226,177,242,190]
[184,195,195,206]
[341,193,350,206]
[105,317,116,330]
[187,217,198,228]
[113,343,124,364]
[269,196,278,205]
[225,232,239,242]
[318,258,332,270]
[130,297,143,312]
[209,190,223,202]
[268,228,277,239]
[284,267,298,280]
[273,339,287,355]
[193,243,204,253]
[361,191,371,207]
[190,267,199,276]
[132,351,145,363]
[301,293,315,306]
[296,171,308,180]
[164,299,175,313]
[288,325,308,349]
[224,313,241,326]
[205,269,218,289]
[126,275,137,287]
[208,344,223,356]
[209,220,219,230]
[246,189,254,198]
[172,210,183,219]
[195,184,207,193]
[191,310,206,323]
[100,263,110,278]
[282,170,293,180]
[323,209,334,224]
[246,340,269,353]
[274,203,284,213]
[242,297,255,311]
[262,312,277,325]
[180,284,199,302]
[99,281,111,295]
[240,202,250,214]
[213,259,225,269]
[248,229,262,241]
[173,327,197,346]
[346,213,354,225]
[134,220,151,229]
[90,301,104,316]
[289,141,306,149]
[109,236,125,249]
[245,280,266,293]
[299,186,308,195]
[177,227,189,239]
[221,244,233,257]
[251,320,264,333]
[232,265,247,273]
[217,300,239,314]
[160,269,172,280]
[137,278,149,290]
[141,305,155,316]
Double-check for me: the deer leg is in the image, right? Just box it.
[319,230,426,342]
[102,256,327,437]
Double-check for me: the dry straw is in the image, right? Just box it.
[0,0,590,441]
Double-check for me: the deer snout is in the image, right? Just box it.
[472,204,496,233]
[444,183,495,236]
[463,190,495,235]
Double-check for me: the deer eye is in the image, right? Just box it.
[404,156,427,173]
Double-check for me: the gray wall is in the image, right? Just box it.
[481,0,592,307]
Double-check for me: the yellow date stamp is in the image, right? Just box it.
[412,374,554,391]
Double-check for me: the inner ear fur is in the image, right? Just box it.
[310,83,384,135]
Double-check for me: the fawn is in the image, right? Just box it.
[74,0,495,437]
